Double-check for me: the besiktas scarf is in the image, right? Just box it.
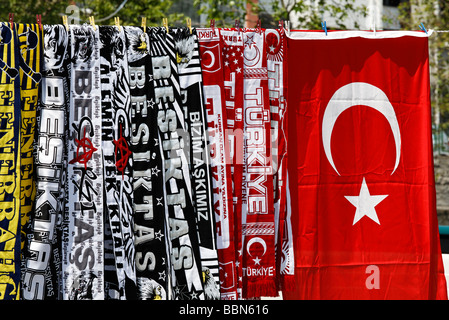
[64,24,104,300]
[172,27,220,300]
[22,24,70,300]
[149,27,204,300]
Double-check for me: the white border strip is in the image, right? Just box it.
[287,30,433,40]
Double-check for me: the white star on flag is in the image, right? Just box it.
[344,177,388,225]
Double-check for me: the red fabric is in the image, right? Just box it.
[240,28,277,299]
[197,28,238,299]
[283,33,447,300]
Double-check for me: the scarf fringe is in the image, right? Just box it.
[244,280,279,299]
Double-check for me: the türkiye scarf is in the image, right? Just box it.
[63,24,104,300]
[99,25,136,300]
[172,27,220,300]
[149,27,205,300]
[197,28,237,300]
[22,24,70,300]
[0,22,22,300]
[124,25,169,300]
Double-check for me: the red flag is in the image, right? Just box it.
[283,31,447,300]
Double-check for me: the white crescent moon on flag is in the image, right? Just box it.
[322,82,401,176]
[246,237,267,257]
[202,50,215,69]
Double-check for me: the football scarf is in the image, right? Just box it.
[265,28,294,290]
[173,27,220,300]
[99,25,136,300]
[17,23,42,258]
[0,22,22,300]
[149,27,204,300]
[124,25,168,300]
[22,24,70,300]
[241,28,276,298]
[198,28,238,300]
[63,24,104,300]
[219,28,245,299]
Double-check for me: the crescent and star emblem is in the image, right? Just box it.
[322,82,401,225]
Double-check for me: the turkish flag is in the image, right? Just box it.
[283,31,448,299]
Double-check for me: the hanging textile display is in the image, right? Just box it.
[197,27,238,300]
[241,28,276,299]
[173,27,221,300]
[124,25,169,300]
[264,28,294,290]
[0,21,22,300]
[22,24,70,300]
[99,25,137,300]
[149,27,205,300]
[282,30,447,300]
[0,16,446,301]
[63,24,104,300]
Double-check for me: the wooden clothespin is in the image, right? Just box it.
[186,18,192,34]
[114,16,121,31]
[36,14,42,30]
[89,16,96,30]
[62,15,69,31]
[235,19,240,35]
[138,17,147,50]
[163,18,169,33]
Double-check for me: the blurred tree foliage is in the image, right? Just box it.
[399,0,449,152]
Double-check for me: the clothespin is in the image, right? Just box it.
[8,13,13,25]
[256,19,261,33]
[36,14,42,30]
[285,20,290,36]
[210,19,215,33]
[89,16,96,30]
[163,18,169,33]
[62,15,69,31]
[321,21,327,36]
[419,22,428,34]
[186,18,192,34]
[114,17,121,31]
[235,19,240,35]
[141,17,147,29]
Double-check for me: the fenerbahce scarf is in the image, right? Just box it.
[0,22,22,300]
[172,27,220,300]
[149,27,204,300]
[17,23,42,261]
[124,25,169,300]
[22,24,68,300]
[99,25,136,300]
[63,25,104,300]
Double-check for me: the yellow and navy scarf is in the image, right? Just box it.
[0,22,22,300]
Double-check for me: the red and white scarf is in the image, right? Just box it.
[265,28,294,291]
[240,28,276,298]
[197,28,238,300]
